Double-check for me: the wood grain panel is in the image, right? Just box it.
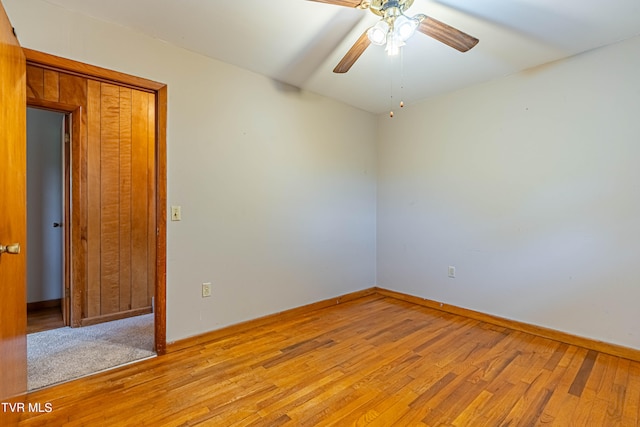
[43,69,59,102]
[26,97,77,113]
[39,72,156,319]
[119,87,132,312]
[58,73,87,106]
[68,106,83,327]
[58,73,89,325]
[26,64,43,98]
[80,307,151,327]
[131,89,149,310]
[62,113,71,326]
[86,79,101,319]
[99,83,121,315]
[155,85,167,354]
[146,92,156,306]
[16,294,640,426]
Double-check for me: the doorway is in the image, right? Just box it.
[25,106,157,390]
[0,7,166,403]
[26,107,66,333]
[24,54,166,343]
[22,49,168,389]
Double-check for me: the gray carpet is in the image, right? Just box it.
[28,314,156,390]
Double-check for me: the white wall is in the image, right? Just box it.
[26,108,64,303]
[377,35,640,349]
[8,0,639,350]
[5,0,377,341]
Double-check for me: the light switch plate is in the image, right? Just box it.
[171,205,181,221]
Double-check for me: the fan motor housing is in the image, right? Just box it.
[369,0,414,16]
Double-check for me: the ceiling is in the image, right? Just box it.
[42,0,640,114]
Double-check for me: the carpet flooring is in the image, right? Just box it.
[27,314,155,390]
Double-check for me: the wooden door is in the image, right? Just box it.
[23,48,167,353]
[0,0,27,409]
[26,67,157,326]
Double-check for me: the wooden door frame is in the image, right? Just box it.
[63,113,71,326]
[26,100,77,327]
[24,48,167,355]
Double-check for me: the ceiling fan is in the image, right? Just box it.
[309,0,479,73]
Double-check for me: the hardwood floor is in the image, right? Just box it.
[14,295,640,426]
[27,307,64,334]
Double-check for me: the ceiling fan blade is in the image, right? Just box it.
[307,0,367,8]
[333,31,371,73]
[418,17,479,52]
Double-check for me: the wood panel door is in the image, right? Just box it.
[23,49,167,353]
[26,66,157,326]
[86,83,156,322]
[0,0,27,409]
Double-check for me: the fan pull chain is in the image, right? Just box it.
[389,74,393,117]
[389,49,406,117]
[400,48,405,108]
[389,53,394,118]
[390,91,394,118]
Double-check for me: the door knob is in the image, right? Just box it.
[53,222,62,228]
[0,243,20,255]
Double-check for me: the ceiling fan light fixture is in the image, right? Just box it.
[367,20,389,45]
[385,31,405,56]
[327,0,478,74]
[394,14,419,41]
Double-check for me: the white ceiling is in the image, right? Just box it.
[42,0,640,114]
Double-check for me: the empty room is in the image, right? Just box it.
[1,0,640,425]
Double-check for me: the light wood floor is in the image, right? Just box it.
[15,295,640,426]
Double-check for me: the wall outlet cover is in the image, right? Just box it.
[202,282,212,297]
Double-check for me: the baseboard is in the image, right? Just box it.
[79,307,152,327]
[27,299,62,311]
[166,288,379,353]
[374,287,640,363]
[165,286,640,363]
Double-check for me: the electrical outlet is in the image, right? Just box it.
[448,266,456,278]
[202,282,212,298]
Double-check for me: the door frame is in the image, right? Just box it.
[24,48,168,354]
[25,102,75,327]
